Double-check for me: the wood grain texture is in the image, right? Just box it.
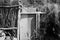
[0,7,18,28]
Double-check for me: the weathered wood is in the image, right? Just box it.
[0,7,19,28]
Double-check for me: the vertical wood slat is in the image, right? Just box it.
[36,13,38,38]
[18,7,21,40]
[38,13,40,38]
[17,6,20,40]
[36,13,40,38]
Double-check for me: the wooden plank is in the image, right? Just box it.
[18,7,20,40]
[36,13,38,38]
[36,13,40,38]
[0,5,19,8]
[21,12,45,14]
[0,27,17,30]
